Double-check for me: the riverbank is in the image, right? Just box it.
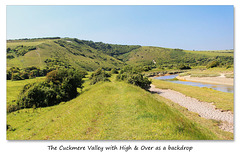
[176,75,234,86]
[151,79,234,112]
[150,84,233,133]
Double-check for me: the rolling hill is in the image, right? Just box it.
[7,38,126,71]
[7,37,234,71]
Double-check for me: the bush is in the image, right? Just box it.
[7,54,15,59]
[143,66,152,71]
[12,73,24,80]
[127,74,152,90]
[178,64,191,70]
[11,69,85,111]
[89,68,111,85]
[7,101,21,113]
[206,61,220,69]
[20,72,29,79]
[116,66,152,90]
[111,68,119,74]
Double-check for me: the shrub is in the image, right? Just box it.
[20,72,29,79]
[89,68,111,85]
[178,64,191,70]
[12,73,24,80]
[111,68,119,74]
[7,101,21,113]
[143,66,152,71]
[127,74,152,90]
[7,54,15,59]
[206,61,220,69]
[11,69,85,111]
[116,66,152,90]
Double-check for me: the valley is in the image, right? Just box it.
[6,37,234,140]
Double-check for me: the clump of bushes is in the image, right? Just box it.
[89,68,111,85]
[178,64,191,70]
[206,61,220,69]
[116,66,152,90]
[7,45,36,57]
[111,68,119,74]
[7,58,87,81]
[7,66,54,81]
[7,69,85,113]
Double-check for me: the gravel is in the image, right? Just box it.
[150,84,233,133]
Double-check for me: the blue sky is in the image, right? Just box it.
[7,5,233,50]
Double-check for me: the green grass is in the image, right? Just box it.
[152,79,234,112]
[7,78,226,140]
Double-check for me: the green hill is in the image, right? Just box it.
[7,37,234,71]
[7,38,127,71]
[123,46,233,67]
[7,79,231,140]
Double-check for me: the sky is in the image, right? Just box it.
[7,5,233,50]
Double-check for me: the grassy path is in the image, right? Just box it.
[7,80,226,140]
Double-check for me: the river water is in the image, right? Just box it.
[154,74,234,93]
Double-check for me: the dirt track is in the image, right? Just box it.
[150,84,233,133]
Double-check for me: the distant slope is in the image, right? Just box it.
[7,80,222,140]
[124,46,234,66]
[7,38,234,70]
[7,38,126,71]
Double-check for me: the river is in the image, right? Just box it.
[154,74,234,93]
